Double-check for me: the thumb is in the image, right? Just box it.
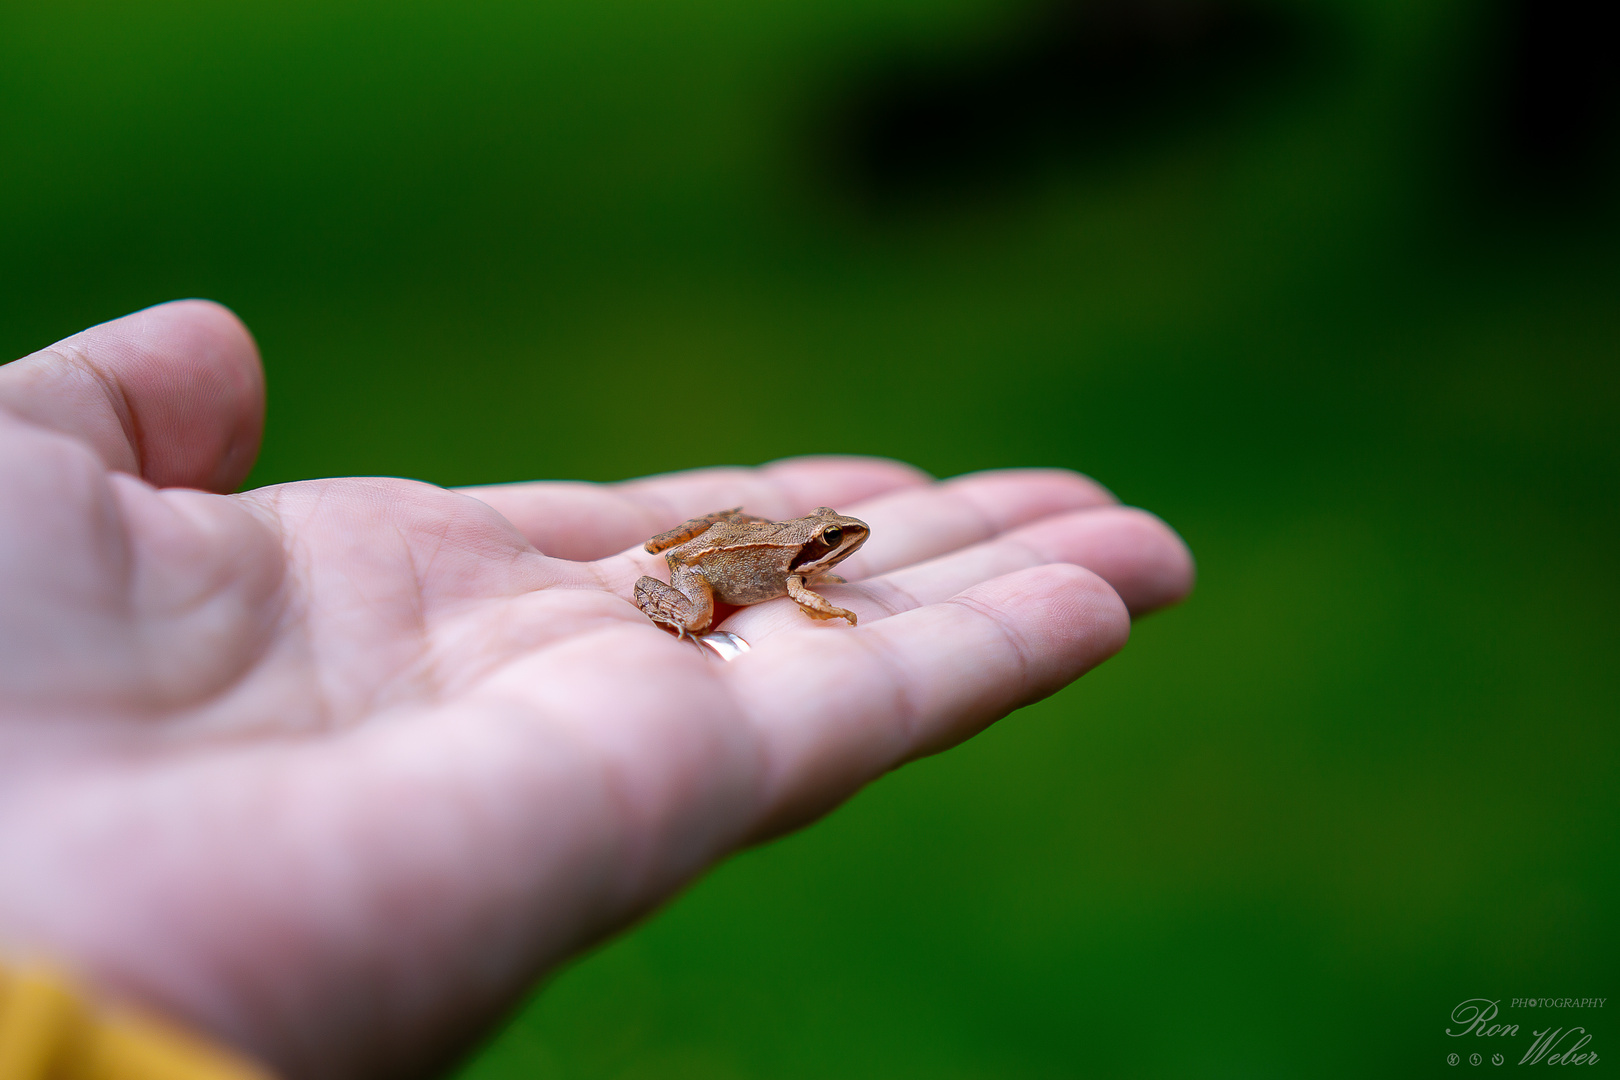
[0,301,266,492]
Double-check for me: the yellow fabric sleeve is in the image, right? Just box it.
[0,963,274,1080]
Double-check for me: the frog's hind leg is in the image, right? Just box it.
[634,570,714,638]
[643,507,770,554]
[786,574,858,626]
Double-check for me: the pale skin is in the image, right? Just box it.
[0,302,1194,1080]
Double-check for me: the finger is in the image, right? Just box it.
[863,504,1192,617]
[0,301,264,493]
[591,466,1124,599]
[459,455,930,561]
[730,564,1129,838]
[835,468,1116,579]
[721,505,1192,643]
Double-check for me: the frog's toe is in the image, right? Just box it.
[797,602,857,625]
[634,575,709,637]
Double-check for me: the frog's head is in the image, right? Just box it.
[790,507,870,575]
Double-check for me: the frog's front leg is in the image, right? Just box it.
[785,574,858,626]
[634,563,715,638]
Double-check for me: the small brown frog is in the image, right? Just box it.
[634,506,870,639]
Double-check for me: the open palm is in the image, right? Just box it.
[0,302,1193,1080]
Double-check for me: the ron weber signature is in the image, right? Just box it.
[1448,999,1603,1065]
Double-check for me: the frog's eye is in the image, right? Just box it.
[822,526,843,547]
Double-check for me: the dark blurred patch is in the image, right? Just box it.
[826,0,1323,206]
[1484,0,1620,196]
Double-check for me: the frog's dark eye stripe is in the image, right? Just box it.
[822,526,843,547]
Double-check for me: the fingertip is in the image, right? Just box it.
[119,300,266,492]
[1135,509,1196,613]
[3,300,267,493]
[1073,507,1195,616]
[974,562,1131,691]
[760,454,934,505]
[945,467,1118,515]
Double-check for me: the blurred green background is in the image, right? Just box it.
[3,0,1616,1075]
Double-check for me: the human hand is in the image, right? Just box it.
[0,302,1192,1080]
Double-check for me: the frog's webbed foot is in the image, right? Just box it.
[634,575,713,638]
[786,574,858,626]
